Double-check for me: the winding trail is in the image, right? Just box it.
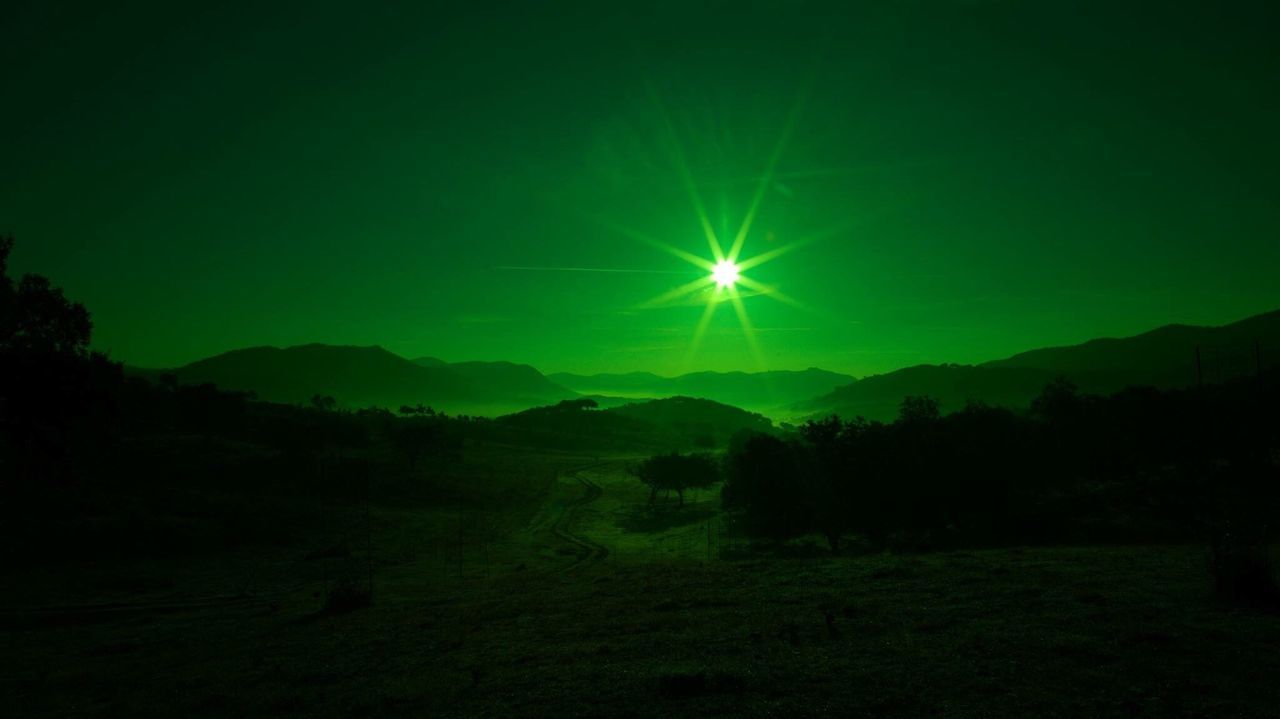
[549,464,611,571]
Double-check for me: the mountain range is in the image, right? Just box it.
[547,368,855,411]
[126,308,1280,421]
[129,344,576,415]
[494,396,774,450]
[797,308,1280,421]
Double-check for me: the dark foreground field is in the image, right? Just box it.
[4,456,1279,718]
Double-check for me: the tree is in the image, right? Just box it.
[630,452,718,507]
[800,416,860,552]
[1,237,92,358]
[721,434,813,543]
[1,236,122,479]
[1031,376,1081,425]
[555,398,599,411]
[310,394,337,412]
[897,395,940,425]
[398,404,437,417]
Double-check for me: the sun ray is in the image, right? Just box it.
[736,275,811,313]
[734,239,811,273]
[635,276,715,309]
[683,294,720,368]
[726,87,807,262]
[643,238,717,272]
[728,285,766,370]
[588,216,716,271]
[646,81,724,261]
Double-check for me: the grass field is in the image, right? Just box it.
[4,452,1280,717]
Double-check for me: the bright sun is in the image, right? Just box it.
[711,259,740,288]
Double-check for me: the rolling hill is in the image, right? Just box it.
[414,358,576,405]
[129,344,576,413]
[984,308,1280,386]
[493,396,774,450]
[798,308,1280,421]
[606,395,773,440]
[794,364,1060,421]
[547,368,854,411]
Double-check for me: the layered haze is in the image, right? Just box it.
[129,307,1280,422]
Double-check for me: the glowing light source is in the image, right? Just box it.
[711,260,740,288]
[594,82,824,372]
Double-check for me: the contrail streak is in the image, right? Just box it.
[496,265,690,275]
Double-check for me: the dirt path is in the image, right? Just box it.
[549,464,612,570]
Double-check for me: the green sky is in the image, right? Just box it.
[5,1,1279,376]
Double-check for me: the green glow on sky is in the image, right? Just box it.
[3,2,1280,376]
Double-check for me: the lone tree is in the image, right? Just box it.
[630,452,719,507]
[1,235,121,477]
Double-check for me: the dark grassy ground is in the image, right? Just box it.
[3,455,1279,717]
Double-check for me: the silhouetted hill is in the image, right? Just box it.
[547,368,854,410]
[495,399,674,450]
[127,346,578,413]
[984,308,1280,388]
[798,308,1280,421]
[796,364,1059,421]
[425,359,577,404]
[605,396,773,441]
[493,396,773,450]
[545,371,665,396]
[153,344,480,408]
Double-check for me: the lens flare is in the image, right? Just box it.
[711,260,740,288]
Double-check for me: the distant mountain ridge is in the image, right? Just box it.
[413,357,574,403]
[983,309,1280,384]
[798,308,1280,421]
[124,308,1280,422]
[607,395,772,437]
[547,368,855,411]
[129,344,576,413]
[495,396,773,450]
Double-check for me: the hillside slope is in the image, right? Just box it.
[163,344,480,408]
[800,308,1280,421]
[549,368,854,410]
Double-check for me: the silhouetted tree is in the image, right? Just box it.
[398,404,436,417]
[800,416,858,552]
[311,394,337,412]
[556,398,599,411]
[0,236,92,358]
[1031,376,1082,425]
[0,236,122,480]
[630,452,718,507]
[722,434,812,543]
[897,395,940,424]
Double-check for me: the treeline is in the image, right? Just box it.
[0,235,470,486]
[723,376,1280,552]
